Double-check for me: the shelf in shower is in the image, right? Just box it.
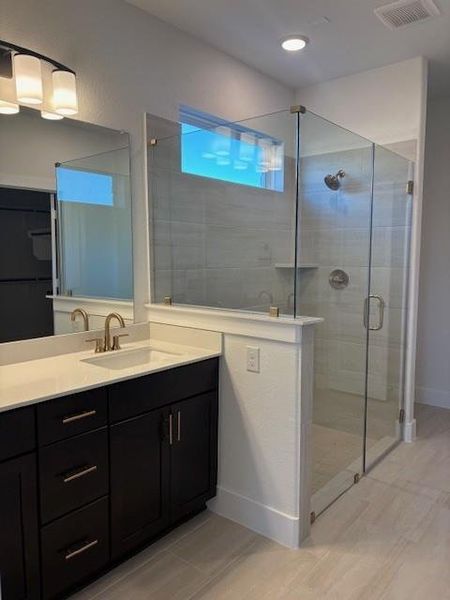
[275,263,318,269]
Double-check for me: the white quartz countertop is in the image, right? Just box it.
[0,339,221,414]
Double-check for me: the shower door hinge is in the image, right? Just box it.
[163,296,173,306]
[310,511,316,524]
[399,408,405,424]
[149,138,158,146]
[353,473,360,484]
[406,180,414,195]
[290,104,306,114]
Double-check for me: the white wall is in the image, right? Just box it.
[416,96,450,409]
[296,57,428,440]
[0,110,125,191]
[1,0,293,323]
[296,58,426,147]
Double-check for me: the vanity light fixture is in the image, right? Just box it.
[52,70,78,116]
[41,110,64,121]
[0,67,19,113]
[13,53,43,104]
[0,40,78,118]
[281,35,309,51]
[0,99,19,114]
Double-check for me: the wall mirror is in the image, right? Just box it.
[0,109,133,343]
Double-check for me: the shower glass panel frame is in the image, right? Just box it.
[296,110,413,515]
[295,110,375,513]
[149,109,298,316]
[364,144,413,472]
[56,146,133,300]
[148,106,413,517]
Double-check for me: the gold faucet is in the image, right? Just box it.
[71,308,89,331]
[104,312,127,351]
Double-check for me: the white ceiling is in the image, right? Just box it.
[126,0,450,96]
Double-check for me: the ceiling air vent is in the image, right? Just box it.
[375,0,441,30]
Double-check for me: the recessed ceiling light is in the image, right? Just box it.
[281,36,309,52]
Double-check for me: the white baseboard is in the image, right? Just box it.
[416,386,450,410]
[208,487,301,549]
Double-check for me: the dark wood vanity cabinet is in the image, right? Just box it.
[110,359,219,560]
[0,407,40,600]
[0,357,219,600]
[170,390,218,521]
[0,453,40,600]
[110,407,171,559]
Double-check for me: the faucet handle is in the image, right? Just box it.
[86,338,105,353]
[112,334,129,351]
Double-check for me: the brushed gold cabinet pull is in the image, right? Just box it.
[62,409,96,424]
[169,413,173,445]
[64,539,98,560]
[177,411,181,442]
[62,465,97,484]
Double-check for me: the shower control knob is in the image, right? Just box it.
[329,269,349,290]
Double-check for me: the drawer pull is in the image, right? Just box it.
[65,538,99,561]
[62,409,97,424]
[62,464,98,483]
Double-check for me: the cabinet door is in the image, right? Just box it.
[170,391,218,521]
[110,408,170,560]
[0,454,40,600]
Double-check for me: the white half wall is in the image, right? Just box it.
[146,304,319,547]
[416,96,450,410]
[1,0,294,324]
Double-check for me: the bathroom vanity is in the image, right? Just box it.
[0,349,219,599]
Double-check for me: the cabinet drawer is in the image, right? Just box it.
[37,388,107,445]
[0,406,35,462]
[39,429,109,524]
[41,497,109,600]
[109,358,219,422]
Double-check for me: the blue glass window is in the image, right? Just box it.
[56,167,114,206]
[180,109,284,192]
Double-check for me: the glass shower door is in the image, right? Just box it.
[364,145,413,470]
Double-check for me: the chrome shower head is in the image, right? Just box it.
[324,169,345,190]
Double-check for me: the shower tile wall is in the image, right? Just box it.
[149,119,296,313]
[298,148,411,402]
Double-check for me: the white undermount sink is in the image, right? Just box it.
[82,347,182,370]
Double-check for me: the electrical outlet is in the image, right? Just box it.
[246,346,260,373]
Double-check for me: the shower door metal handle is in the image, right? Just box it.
[363,295,385,331]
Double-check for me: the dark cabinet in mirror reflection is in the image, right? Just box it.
[0,187,53,342]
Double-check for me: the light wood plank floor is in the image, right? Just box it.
[74,404,450,600]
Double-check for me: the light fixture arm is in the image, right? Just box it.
[0,40,76,78]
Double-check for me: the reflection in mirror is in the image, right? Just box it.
[0,109,133,343]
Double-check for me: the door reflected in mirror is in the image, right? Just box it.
[0,108,133,343]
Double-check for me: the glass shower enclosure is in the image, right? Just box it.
[56,146,133,300]
[149,107,413,515]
